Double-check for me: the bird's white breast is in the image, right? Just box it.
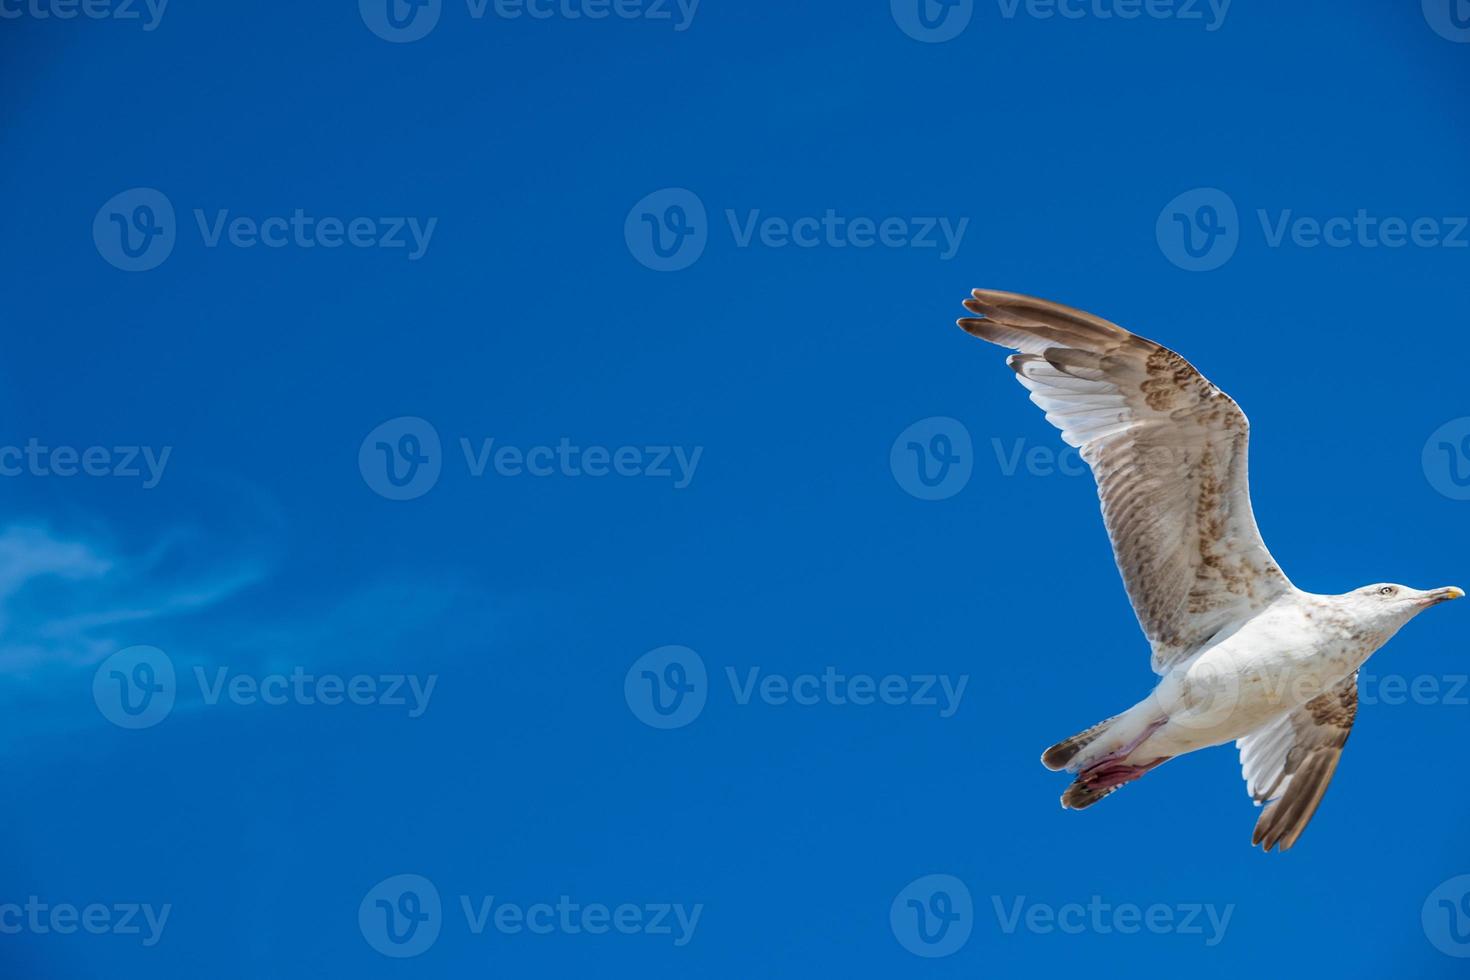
[1140,594,1376,756]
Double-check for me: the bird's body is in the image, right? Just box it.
[1089,590,1389,765]
[958,289,1462,850]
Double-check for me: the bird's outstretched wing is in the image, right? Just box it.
[958,289,1291,673]
[1236,673,1358,851]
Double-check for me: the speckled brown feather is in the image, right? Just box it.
[957,289,1291,675]
[1243,673,1358,852]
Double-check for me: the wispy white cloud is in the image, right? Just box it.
[0,522,267,676]
[0,517,499,739]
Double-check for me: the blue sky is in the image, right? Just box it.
[2,1,1470,976]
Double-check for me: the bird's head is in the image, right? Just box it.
[1342,583,1464,629]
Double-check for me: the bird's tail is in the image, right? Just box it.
[1060,755,1173,810]
[1043,709,1173,809]
[1041,715,1119,771]
[1061,775,1123,810]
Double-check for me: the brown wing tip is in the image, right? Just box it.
[956,315,989,338]
[960,289,1037,318]
[1251,808,1290,851]
[1253,829,1297,853]
[970,288,1036,304]
[960,291,1025,321]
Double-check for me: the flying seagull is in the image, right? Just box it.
[958,289,1463,851]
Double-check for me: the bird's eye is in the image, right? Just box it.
[1379,586,1396,596]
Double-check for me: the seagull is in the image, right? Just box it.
[958,289,1463,851]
